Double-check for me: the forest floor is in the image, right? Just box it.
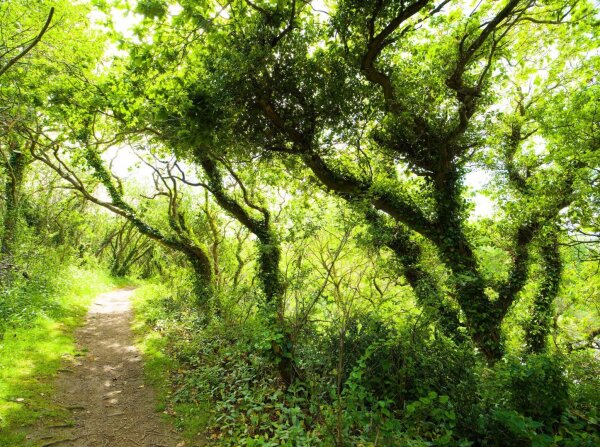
[26,288,182,447]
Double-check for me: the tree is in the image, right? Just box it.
[0,5,53,78]
[0,0,103,277]
[31,135,215,304]
[108,0,598,362]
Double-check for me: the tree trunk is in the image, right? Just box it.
[525,234,561,354]
[256,229,296,387]
[200,157,296,386]
[1,148,26,259]
[185,246,214,308]
[433,177,505,363]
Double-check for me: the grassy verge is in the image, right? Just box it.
[131,284,210,446]
[0,266,132,446]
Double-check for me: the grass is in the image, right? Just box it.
[131,284,209,446]
[0,266,132,446]
[131,283,174,407]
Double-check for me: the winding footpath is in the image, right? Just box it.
[28,288,182,447]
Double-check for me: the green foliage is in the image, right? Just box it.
[131,278,600,446]
[1,240,98,332]
[0,265,125,445]
[499,355,569,425]
[1,0,599,446]
[132,284,318,446]
[565,350,600,415]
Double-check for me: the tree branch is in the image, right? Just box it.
[0,7,54,78]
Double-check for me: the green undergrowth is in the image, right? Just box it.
[131,284,600,447]
[0,266,132,446]
[132,284,211,446]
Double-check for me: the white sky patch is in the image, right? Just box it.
[218,5,230,19]
[465,169,495,219]
[103,42,128,63]
[169,3,183,16]
[465,169,492,190]
[88,8,108,27]
[111,7,144,39]
[524,134,548,156]
[311,0,330,21]
[88,5,143,39]
[469,194,495,219]
[101,145,152,190]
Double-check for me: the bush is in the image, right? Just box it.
[496,354,568,426]
[133,286,600,447]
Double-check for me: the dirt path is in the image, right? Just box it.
[28,288,182,447]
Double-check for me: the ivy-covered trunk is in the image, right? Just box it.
[436,225,503,362]
[186,248,214,308]
[200,157,297,386]
[256,229,295,387]
[365,211,465,343]
[433,175,506,363]
[1,147,26,259]
[525,233,562,354]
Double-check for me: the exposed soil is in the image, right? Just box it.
[28,288,182,447]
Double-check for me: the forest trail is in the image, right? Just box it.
[27,288,182,447]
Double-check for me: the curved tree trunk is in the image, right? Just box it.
[200,157,296,386]
[31,144,215,306]
[365,211,466,343]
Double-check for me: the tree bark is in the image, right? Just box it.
[200,156,296,386]
[1,147,26,258]
[525,232,562,353]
